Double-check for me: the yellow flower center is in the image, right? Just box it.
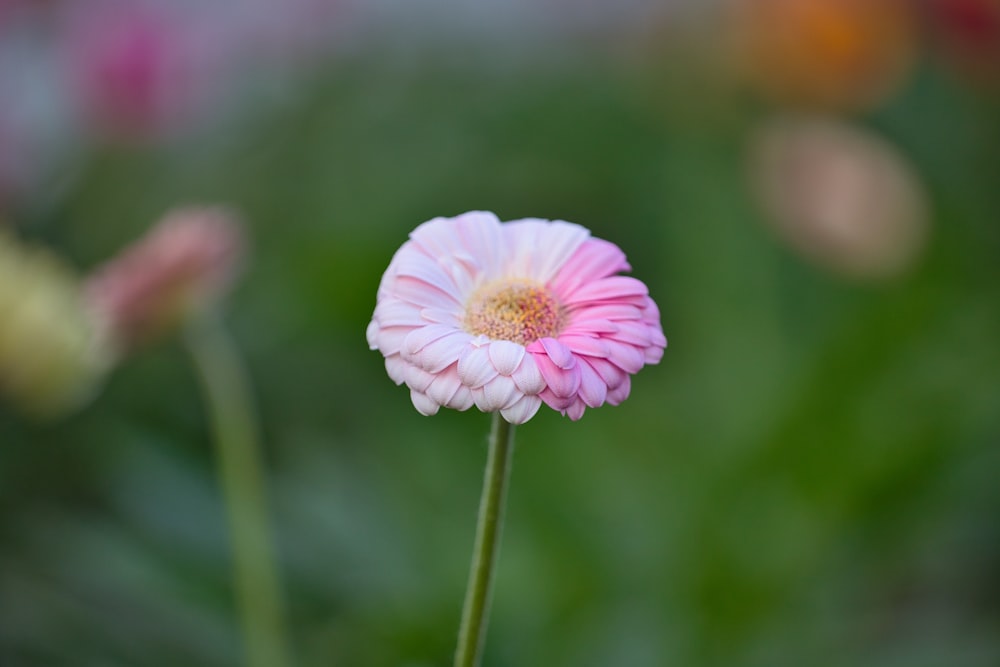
[463,281,564,345]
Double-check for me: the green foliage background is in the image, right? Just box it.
[2,40,1000,667]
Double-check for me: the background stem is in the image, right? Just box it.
[454,413,516,667]
[186,312,293,667]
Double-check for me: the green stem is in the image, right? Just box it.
[454,413,516,667]
[185,312,293,667]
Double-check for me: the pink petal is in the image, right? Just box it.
[584,356,628,389]
[532,350,581,399]
[606,376,632,405]
[603,340,646,374]
[454,211,506,276]
[564,399,587,421]
[577,359,609,408]
[609,320,654,347]
[562,317,619,334]
[393,260,463,302]
[457,345,499,388]
[365,320,380,350]
[550,238,630,296]
[557,333,610,359]
[438,255,477,295]
[648,326,667,349]
[640,297,661,323]
[488,340,525,376]
[645,344,665,364]
[563,276,649,306]
[537,337,575,369]
[501,395,541,424]
[420,308,461,325]
[538,387,576,411]
[409,390,441,416]
[409,212,500,261]
[569,303,643,322]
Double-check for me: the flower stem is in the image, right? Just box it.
[454,413,516,667]
[185,312,293,667]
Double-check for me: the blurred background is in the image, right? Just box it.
[2,0,1000,665]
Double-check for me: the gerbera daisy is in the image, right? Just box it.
[366,211,666,424]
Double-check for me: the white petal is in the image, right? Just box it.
[365,320,380,350]
[373,325,415,356]
[402,324,456,357]
[454,211,506,276]
[393,258,464,301]
[375,300,424,327]
[415,331,471,373]
[426,366,463,405]
[447,385,476,411]
[420,308,462,325]
[394,276,462,309]
[487,340,525,376]
[478,376,521,411]
[384,355,409,385]
[510,355,545,395]
[403,364,436,392]
[501,395,541,424]
[502,219,590,283]
[457,345,499,388]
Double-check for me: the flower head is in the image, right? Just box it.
[367,212,666,424]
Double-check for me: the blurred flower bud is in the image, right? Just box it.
[85,206,245,353]
[922,0,1000,89]
[725,0,917,112]
[748,116,930,280]
[0,231,111,417]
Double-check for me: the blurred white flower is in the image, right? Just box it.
[748,116,930,280]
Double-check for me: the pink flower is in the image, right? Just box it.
[85,206,245,353]
[63,3,225,141]
[366,211,666,424]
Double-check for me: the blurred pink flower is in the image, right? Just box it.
[63,3,225,141]
[367,211,666,423]
[85,206,244,352]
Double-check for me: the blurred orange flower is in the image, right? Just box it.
[726,0,918,112]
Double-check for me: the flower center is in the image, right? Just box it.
[463,281,564,345]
